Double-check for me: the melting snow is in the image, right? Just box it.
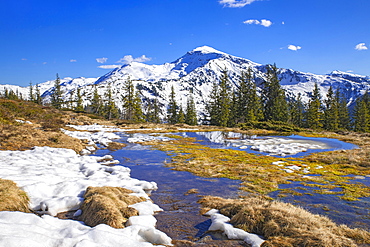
[15,119,33,124]
[0,124,172,246]
[205,209,265,247]
[196,131,329,156]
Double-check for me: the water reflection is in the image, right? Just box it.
[94,138,245,241]
[185,131,358,157]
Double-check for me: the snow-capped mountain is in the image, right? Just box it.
[2,45,370,121]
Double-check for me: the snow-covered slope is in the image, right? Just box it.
[2,46,370,121]
[41,77,98,103]
[86,46,370,120]
[0,77,97,101]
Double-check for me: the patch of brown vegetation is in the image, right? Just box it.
[304,131,370,168]
[107,141,127,151]
[199,196,370,247]
[0,178,30,212]
[0,99,121,151]
[184,189,199,196]
[0,99,88,152]
[78,186,146,228]
[173,239,248,247]
[0,124,84,152]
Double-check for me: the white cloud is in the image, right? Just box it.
[219,0,259,8]
[117,55,151,64]
[98,65,121,69]
[70,59,77,62]
[244,19,260,25]
[243,19,272,27]
[96,57,108,63]
[355,43,368,51]
[260,19,272,27]
[21,58,27,61]
[42,62,47,65]
[97,54,151,69]
[288,45,302,51]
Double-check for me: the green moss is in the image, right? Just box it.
[142,134,370,202]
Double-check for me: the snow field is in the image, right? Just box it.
[0,124,172,246]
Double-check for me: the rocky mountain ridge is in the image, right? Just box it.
[2,46,370,120]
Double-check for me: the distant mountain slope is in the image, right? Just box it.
[2,46,370,120]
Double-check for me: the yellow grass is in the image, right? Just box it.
[107,142,127,151]
[141,134,370,201]
[0,178,29,212]
[78,186,146,228]
[199,195,370,247]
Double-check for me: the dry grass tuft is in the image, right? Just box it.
[78,186,146,228]
[0,124,85,152]
[199,196,370,247]
[0,178,30,212]
[107,142,127,151]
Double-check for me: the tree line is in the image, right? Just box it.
[19,74,198,125]
[2,67,370,132]
[205,64,366,132]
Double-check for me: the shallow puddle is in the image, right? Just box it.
[270,180,370,230]
[183,131,358,157]
[94,134,246,242]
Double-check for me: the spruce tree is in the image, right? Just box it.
[236,70,262,123]
[35,85,42,105]
[89,86,103,115]
[354,94,369,132]
[146,97,162,123]
[207,70,231,127]
[323,86,339,131]
[51,74,64,109]
[178,105,185,124]
[262,64,288,122]
[68,91,74,110]
[185,95,197,125]
[228,91,238,127]
[244,70,263,122]
[167,86,178,124]
[3,88,8,99]
[306,82,323,129]
[5,89,19,100]
[235,72,249,124]
[289,93,305,127]
[104,85,119,120]
[207,81,220,125]
[121,77,136,121]
[75,88,84,112]
[131,91,145,123]
[336,89,350,130]
[29,82,35,102]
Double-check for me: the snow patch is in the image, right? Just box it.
[0,124,172,246]
[205,209,265,247]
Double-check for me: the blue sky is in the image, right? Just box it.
[1,0,369,87]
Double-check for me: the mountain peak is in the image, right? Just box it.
[191,46,226,55]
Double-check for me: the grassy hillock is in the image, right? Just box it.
[0,99,99,152]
